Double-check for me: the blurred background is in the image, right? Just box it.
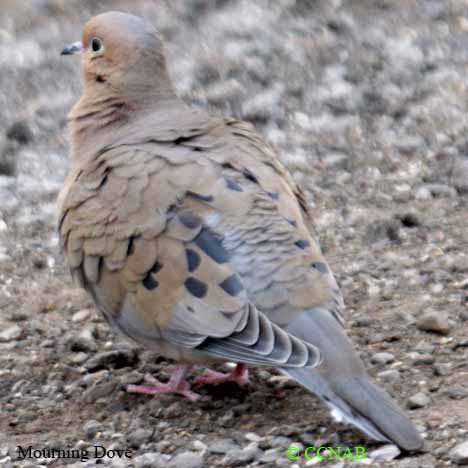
[1,1,467,467]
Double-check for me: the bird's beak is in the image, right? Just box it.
[61,41,84,56]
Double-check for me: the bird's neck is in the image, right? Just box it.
[68,89,181,167]
[69,88,130,136]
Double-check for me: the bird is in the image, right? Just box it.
[58,11,423,451]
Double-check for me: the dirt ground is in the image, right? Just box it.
[0,0,467,467]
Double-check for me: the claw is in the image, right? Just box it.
[193,363,249,387]
[126,365,201,401]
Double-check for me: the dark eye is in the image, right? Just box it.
[90,37,103,53]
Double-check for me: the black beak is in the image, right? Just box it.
[61,41,84,56]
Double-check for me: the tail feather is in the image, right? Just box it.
[284,306,423,452]
[283,368,423,451]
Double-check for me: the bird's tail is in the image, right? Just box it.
[283,306,423,452]
[283,367,423,451]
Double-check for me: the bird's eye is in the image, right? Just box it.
[90,37,104,54]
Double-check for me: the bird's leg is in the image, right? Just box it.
[193,363,249,387]
[127,364,200,401]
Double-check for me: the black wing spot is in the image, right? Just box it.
[150,261,163,274]
[178,210,201,229]
[311,261,328,273]
[186,249,201,273]
[185,277,208,298]
[287,219,298,227]
[242,168,259,183]
[127,236,136,256]
[99,174,108,188]
[219,274,244,296]
[174,135,194,144]
[295,239,310,249]
[224,176,243,192]
[143,273,159,290]
[194,228,229,264]
[187,191,214,203]
[268,191,279,200]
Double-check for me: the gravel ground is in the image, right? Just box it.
[1,1,468,467]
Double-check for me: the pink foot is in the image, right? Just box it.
[193,363,249,387]
[127,366,200,402]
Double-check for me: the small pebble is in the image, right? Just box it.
[0,140,17,176]
[259,448,282,464]
[377,369,400,383]
[413,341,435,354]
[72,309,92,323]
[84,348,138,371]
[271,436,293,447]
[452,157,468,194]
[67,352,89,366]
[447,386,468,400]
[451,441,468,465]
[371,352,395,365]
[407,392,431,409]
[0,324,23,342]
[354,317,371,327]
[272,425,301,437]
[192,440,207,453]
[134,452,169,468]
[82,381,116,403]
[422,183,457,198]
[127,428,153,448]
[80,369,109,387]
[168,451,204,468]
[222,445,260,467]
[415,186,432,200]
[208,439,239,455]
[164,402,183,418]
[322,152,349,169]
[394,135,424,155]
[245,432,261,442]
[83,420,105,440]
[434,363,451,376]
[70,327,97,352]
[219,410,235,427]
[370,444,401,462]
[416,310,451,335]
[412,353,435,365]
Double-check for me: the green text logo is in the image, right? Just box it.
[286,444,367,462]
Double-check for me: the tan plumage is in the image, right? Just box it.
[59,11,423,451]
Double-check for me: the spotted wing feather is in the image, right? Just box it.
[58,140,321,368]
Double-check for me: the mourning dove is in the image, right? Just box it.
[59,11,423,451]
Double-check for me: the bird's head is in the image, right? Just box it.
[62,11,175,105]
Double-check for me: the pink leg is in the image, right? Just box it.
[193,363,249,387]
[127,365,200,401]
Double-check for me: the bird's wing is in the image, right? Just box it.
[58,130,320,368]
[202,118,345,328]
